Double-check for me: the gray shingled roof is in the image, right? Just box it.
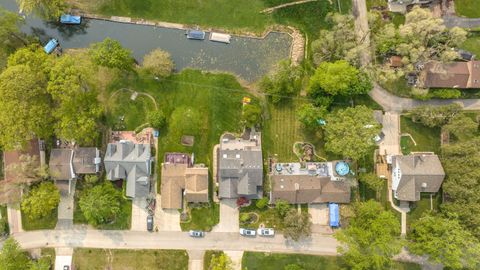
[49,149,74,181]
[104,142,151,198]
[393,155,445,201]
[73,147,100,174]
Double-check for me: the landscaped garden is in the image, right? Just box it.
[400,116,441,155]
[72,248,188,270]
[239,199,283,230]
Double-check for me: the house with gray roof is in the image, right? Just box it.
[104,142,152,198]
[218,131,263,199]
[392,154,445,201]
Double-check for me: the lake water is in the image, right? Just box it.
[0,0,292,82]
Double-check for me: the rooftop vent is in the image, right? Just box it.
[235,154,240,159]
[223,154,227,158]
[421,182,427,188]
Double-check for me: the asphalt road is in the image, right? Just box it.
[12,229,339,255]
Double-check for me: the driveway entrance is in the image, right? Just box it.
[213,199,239,232]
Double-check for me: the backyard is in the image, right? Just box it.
[72,248,188,270]
[461,32,480,57]
[454,0,480,18]
[69,0,351,38]
[241,252,421,270]
[407,192,442,230]
[400,116,441,155]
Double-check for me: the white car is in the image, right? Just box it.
[257,228,275,236]
[239,228,256,237]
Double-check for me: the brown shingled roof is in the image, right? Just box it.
[3,139,40,182]
[421,61,480,89]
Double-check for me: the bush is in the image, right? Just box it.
[21,182,60,219]
[255,197,269,209]
[428,89,462,99]
[275,200,291,219]
[147,110,166,129]
[79,182,122,226]
[240,213,251,223]
[142,48,174,77]
[242,103,262,127]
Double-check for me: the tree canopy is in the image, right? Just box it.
[21,182,60,219]
[335,201,401,270]
[17,0,65,18]
[260,59,302,104]
[147,110,166,129]
[324,106,381,160]
[443,114,478,142]
[0,8,26,57]
[242,103,262,127]
[409,104,462,128]
[89,38,134,70]
[142,48,174,77]
[296,103,327,130]
[209,253,233,270]
[409,214,480,269]
[79,182,122,226]
[0,238,31,270]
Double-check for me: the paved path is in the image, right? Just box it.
[187,250,204,270]
[443,15,480,28]
[55,180,75,230]
[224,250,244,270]
[131,197,149,231]
[12,229,339,255]
[155,195,181,232]
[379,112,401,156]
[261,0,317,13]
[7,203,22,234]
[353,0,371,66]
[213,199,239,233]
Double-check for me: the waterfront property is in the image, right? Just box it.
[217,130,263,199]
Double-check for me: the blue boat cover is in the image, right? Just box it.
[44,39,58,54]
[60,14,81,24]
[329,203,339,227]
[187,30,205,40]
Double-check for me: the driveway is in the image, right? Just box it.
[308,204,333,234]
[379,112,401,156]
[187,250,204,270]
[55,180,75,230]
[155,194,181,231]
[131,197,149,231]
[212,199,239,233]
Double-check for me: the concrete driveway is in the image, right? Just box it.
[131,197,149,231]
[212,199,239,233]
[379,112,401,156]
[55,180,75,230]
[309,203,328,225]
[155,194,181,231]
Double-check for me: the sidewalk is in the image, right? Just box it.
[7,203,22,234]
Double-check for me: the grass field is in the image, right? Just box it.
[106,91,156,131]
[180,203,219,232]
[71,0,350,38]
[454,0,480,18]
[461,33,480,57]
[242,252,421,270]
[400,116,441,154]
[407,192,442,229]
[72,248,188,270]
[21,209,57,231]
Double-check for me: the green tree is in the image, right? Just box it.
[142,48,174,77]
[311,13,362,66]
[79,182,122,226]
[274,199,291,219]
[29,257,51,270]
[443,114,478,142]
[308,60,372,98]
[21,182,60,219]
[260,59,302,104]
[283,209,312,241]
[242,103,262,127]
[324,106,380,160]
[409,104,462,128]
[409,215,480,269]
[335,201,402,270]
[255,197,269,209]
[17,0,65,18]
[359,173,384,200]
[0,238,31,270]
[0,8,26,56]
[296,103,327,130]
[89,38,134,70]
[209,253,233,270]
[7,45,52,77]
[147,110,166,129]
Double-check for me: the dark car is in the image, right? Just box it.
[147,215,154,232]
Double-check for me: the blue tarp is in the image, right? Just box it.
[60,14,81,24]
[329,203,339,227]
[186,30,206,40]
[44,39,58,54]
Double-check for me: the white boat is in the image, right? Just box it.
[209,32,231,44]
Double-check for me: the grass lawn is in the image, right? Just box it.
[0,205,8,235]
[41,248,56,269]
[21,209,57,231]
[106,91,156,131]
[204,250,223,270]
[180,203,219,232]
[454,0,480,18]
[73,180,132,230]
[407,192,442,229]
[366,0,387,10]
[239,201,283,230]
[73,248,188,270]
[242,252,421,270]
[400,116,440,154]
[380,77,412,97]
[71,0,348,38]
[461,32,480,57]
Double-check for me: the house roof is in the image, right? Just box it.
[389,56,403,68]
[421,61,480,89]
[393,154,445,201]
[73,147,100,174]
[104,142,151,198]
[3,139,40,182]
[270,174,350,204]
[49,149,74,181]
[218,131,263,199]
[184,167,209,203]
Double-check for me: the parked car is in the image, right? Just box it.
[239,228,256,237]
[189,230,205,237]
[257,228,275,236]
[147,215,154,232]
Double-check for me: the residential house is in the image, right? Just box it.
[218,131,263,199]
[3,139,41,182]
[160,153,209,209]
[392,154,445,201]
[104,141,151,198]
[270,162,351,204]
[418,60,480,89]
[388,0,433,14]
[49,147,101,193]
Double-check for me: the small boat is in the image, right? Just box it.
[209,32,231,44]
[186,29,206,40]
[60,14,82,25]
[44,39,59,54]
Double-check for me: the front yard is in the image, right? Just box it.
[400,116,441,155]
[21,208,57,231]
[180,203,219,232]
[239,200,283,230]
[72,248,188,270]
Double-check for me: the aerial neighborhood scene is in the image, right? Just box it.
[1,0,480,269]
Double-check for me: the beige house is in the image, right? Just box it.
[419,61,480,89]
[161,153,209,209]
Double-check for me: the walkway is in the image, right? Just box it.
[12,229,339,255]
[55,180,75,230]
[7,203,22,234]
[212,199,239,233]
[379,112,401,156]
[187,250,204,270]
[261,0,317,14]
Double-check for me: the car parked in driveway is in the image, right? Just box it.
[189,230,205,237]
[147,215,154,232]
[239,228,256,236]
[257,228,275,236]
